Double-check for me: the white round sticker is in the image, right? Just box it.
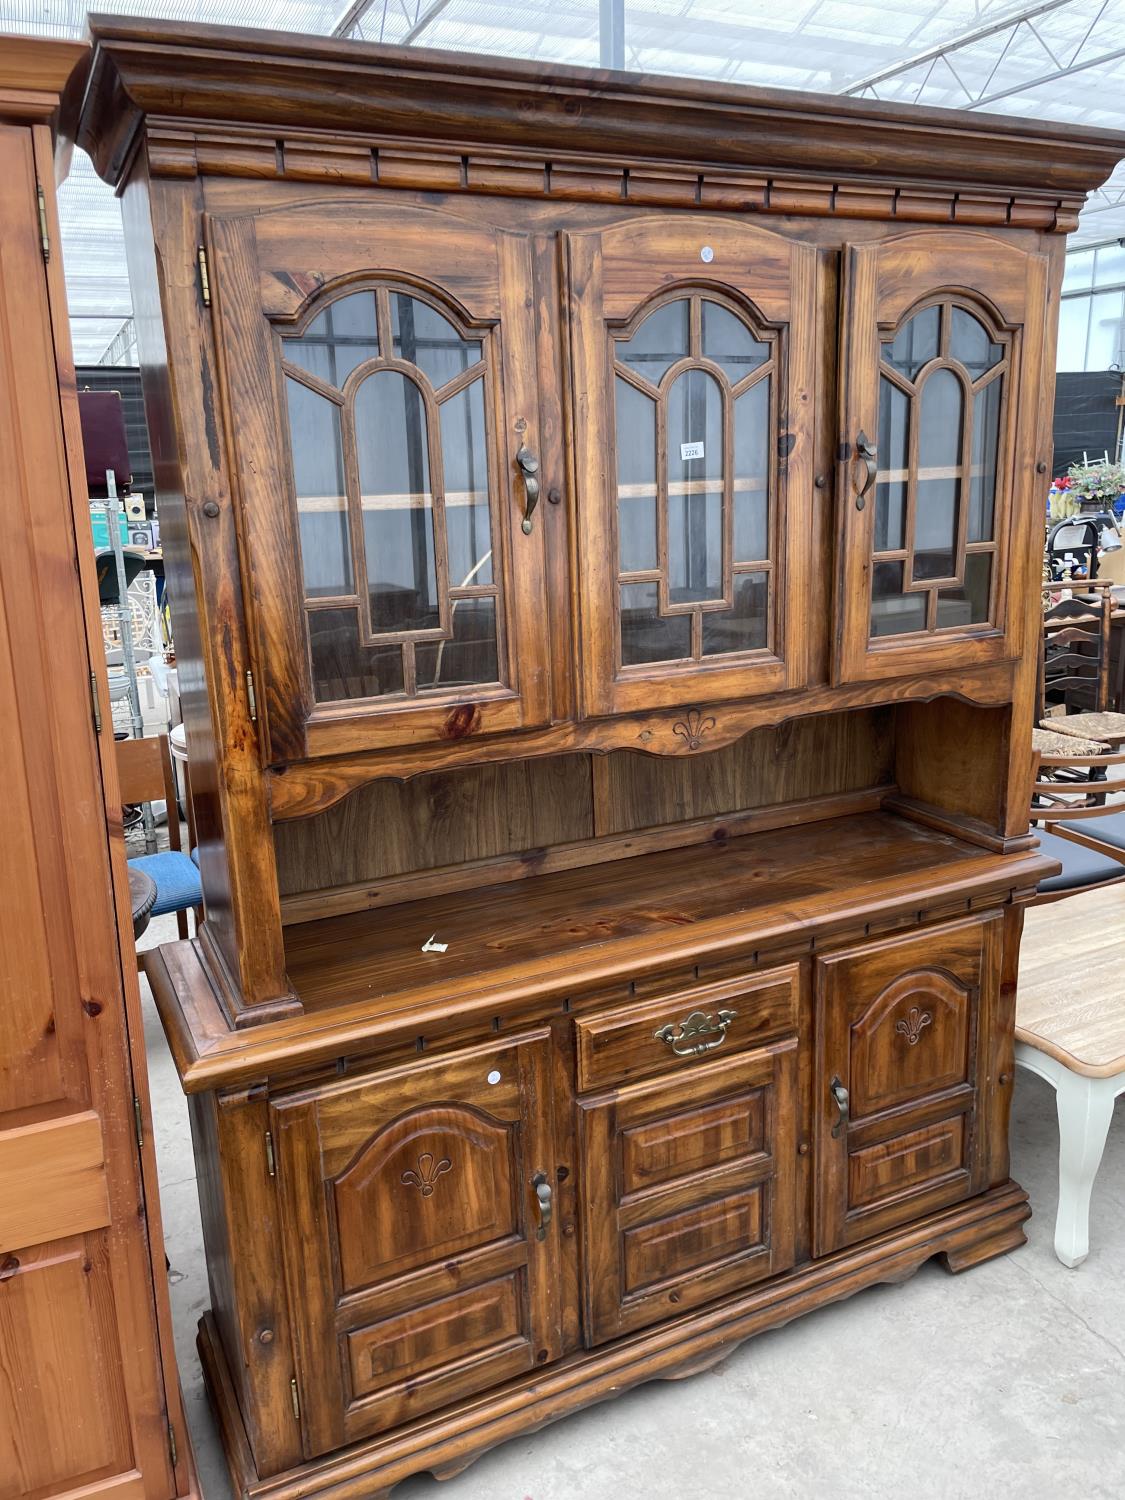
[487,1069,501,1085]
[700,245,714,263]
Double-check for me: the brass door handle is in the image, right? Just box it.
[654,1008,737,1058]
[531,1171,552,1240]
[854,430,877,511]
[516,445,541,534]
[830,1075,850,1139]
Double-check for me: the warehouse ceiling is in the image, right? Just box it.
[4,0,1125,361]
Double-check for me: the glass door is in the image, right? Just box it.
[567,217,815,719]
[207,200,551,762]
[835,230,1047,685]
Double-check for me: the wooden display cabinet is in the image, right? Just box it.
[74,18,1125,1499]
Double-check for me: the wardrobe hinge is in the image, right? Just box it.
[89,670,103,734]
[290,1377,301,1422]
[197,244,211,306]
[246,668,258,723]
[265,1128,276,1176]
[133,1096,144,1153]
[168,1420,178,1470]
[36,180,49,261]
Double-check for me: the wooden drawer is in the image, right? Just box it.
[574,964,800,1092]
[577,1040,798,1344]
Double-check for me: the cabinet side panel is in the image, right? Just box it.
[189,1091,303,1476]
[120,161,291,1010]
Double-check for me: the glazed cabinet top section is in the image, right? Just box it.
[72,19,1125,774]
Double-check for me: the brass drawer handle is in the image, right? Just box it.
[653,1007,737,1058]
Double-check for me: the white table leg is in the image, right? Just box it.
[1054,1071,1117,1268]
[1014,1043,1125,1270]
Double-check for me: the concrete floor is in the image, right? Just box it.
[137,909,1125,1500]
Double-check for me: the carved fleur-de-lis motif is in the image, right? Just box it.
[672,708,717,750]
[401,1152,453,1197]
[895,1007,933,1046]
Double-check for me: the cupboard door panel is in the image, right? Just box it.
[835,230,1046,684]
[271,1033,561,1455]
[566,217,814,719]
[578,1040,797,1345]
[207,200,551,761]
[814,915,999,1254]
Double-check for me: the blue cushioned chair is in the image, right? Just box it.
[116,733,202,939]
[1030,746,1125,903]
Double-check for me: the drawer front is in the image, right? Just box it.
[578,1039,797,1345]
[813,914,1000,1256]
[575,964,800,1092]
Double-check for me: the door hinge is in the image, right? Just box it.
[133,1095,144,1153]
[168,1420,178,1470]
[246,668,258,723]
[290,1377,301,1422]
[89,670,103,734]
[265,1128,276,1177]
[36,180,49,261]
[197,244,211,306]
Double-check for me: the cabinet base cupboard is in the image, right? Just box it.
[75,20,1124,1499]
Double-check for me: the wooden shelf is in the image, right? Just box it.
[148,810,1053,1093]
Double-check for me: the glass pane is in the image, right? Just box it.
[308,608,404,702]
[1086,290,1125,371]
[949,307,1002,379]
[283,292,378,389]
[937,552,991,628]
[668,493,722,603]
[701,301,769,383]
[286,378,352,599]
[875,376,908,552]
[620,581,691,665]
[439,381,493,588]
[618,299,689,385]
[355,370,441,632]
[913,367,963,582]
[870,561,926,638]
[1057,297,1091,373]
[667,368,723,603]
[882,305,939,382]
[391,294,481,390]
[1062,248,1095,294]
[701,573,768,655]
[416,598,499,689]
[1095,242,1125,286]
[969,378,1001,543]
[616,377,657,571]
[733,378,769,563]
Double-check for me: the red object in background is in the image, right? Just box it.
[77,387,132,497]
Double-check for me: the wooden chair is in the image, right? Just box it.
[1039,586,1125,747]
[1015,747,1125,1266]
[115,733,202,940]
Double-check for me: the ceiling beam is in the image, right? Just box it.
[842,0,1078,96]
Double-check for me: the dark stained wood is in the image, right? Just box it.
[813,914,1000,1254]
[71,22,1103,1497]
[196,1178,1032,1500]
[75,18,1125,203]
[578,1039,797,1342]
[574,965,799,1092]
[271,1033,561,1451]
